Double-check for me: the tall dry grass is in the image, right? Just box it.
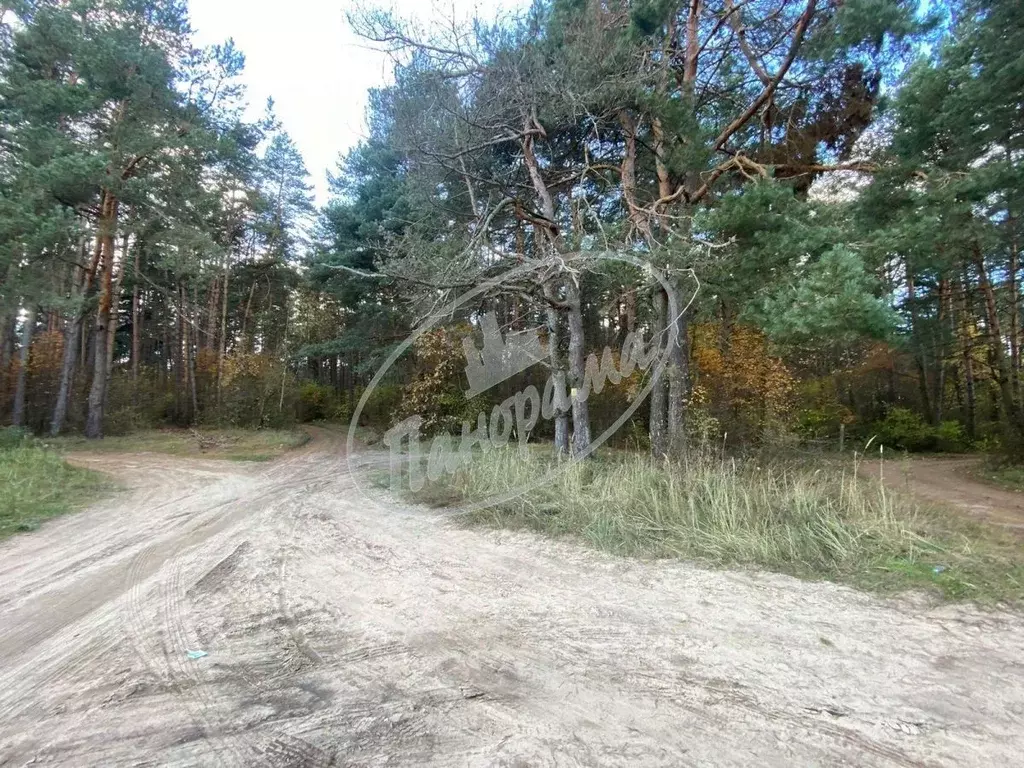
[411,446,1024,601]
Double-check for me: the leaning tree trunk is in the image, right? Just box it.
[12,306,36,428]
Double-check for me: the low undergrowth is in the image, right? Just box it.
[1,430,109,539]
[407,446,1024,603]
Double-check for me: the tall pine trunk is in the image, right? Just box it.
[131,239,141,380]
[930,277,950,425]
[102,236,127,416]
[565,277,591,456]
[0,311,14,384]
[1009,227,1020,404]
[50,314,83,436]
[85,196,119,439]
[217,255,230,410]
[958,269,978,440]
[184,285,199,424]
[544,281,570,454]
[649,287,669,459]
[12,306,36,428]
[666,278,690,456]
[905,263,933,422]
[205,277,220,352]
[51,223,105,436]
[974,248,1024,438]
[523,121,587,454]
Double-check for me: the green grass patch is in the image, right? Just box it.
[973,461,1024,493]
[404,447,1024,603]
[1,441,110,539]
[52,427,310,461]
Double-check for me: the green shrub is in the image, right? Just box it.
[869,409,971,453]
[796,404,854,441]
[104,371,170,434]
[0,426,31,450]
[934,420,969,452]
[873,408,937,452]
[686,407,722,444]
[358,384,404,428]
[392,325,479,435]
[298,382,346,422]
[217,353,298,429]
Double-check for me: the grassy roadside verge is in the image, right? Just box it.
[52,427,310,462]
[1,433,110,540]
[405,447,1024,603]
[972,462,1024,494]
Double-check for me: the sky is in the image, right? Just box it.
[188,0,525,205]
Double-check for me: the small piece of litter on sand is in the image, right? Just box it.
[186,650,209,660]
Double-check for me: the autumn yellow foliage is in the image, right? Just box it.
[691,323,795,439]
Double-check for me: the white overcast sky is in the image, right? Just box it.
[189,0,525,204]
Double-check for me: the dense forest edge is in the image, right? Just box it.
[2,0,1023,597]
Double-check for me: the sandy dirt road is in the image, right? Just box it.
[1,433,1023,767]
[861,455,1024,533]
